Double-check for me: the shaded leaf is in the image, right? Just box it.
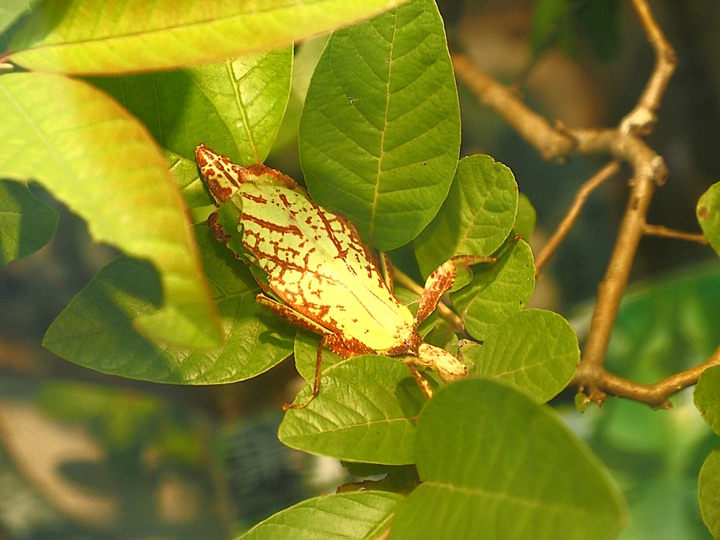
[293,331,344,385]
[0,0,35,33]
[530,0,575,57]
[9,0,408,75]
[390,379,627,540]
[0,180,58,267]
[299,0,460,250]
[44,228,293,384]
[89,49,293,164]
[0,72,222,347]
[577,0,622,62]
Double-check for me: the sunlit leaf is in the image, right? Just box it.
[299,0,460,250]
[9,0,408,75]
[0,72,222,347]
[391,379,627,540]
[239,491,403,540]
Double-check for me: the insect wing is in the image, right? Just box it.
[237,182,414,352]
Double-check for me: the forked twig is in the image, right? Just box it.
[575,346,720,409]
[620,0,678,134]
[452,0,718,407]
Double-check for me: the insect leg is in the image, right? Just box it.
[416,255,497,325]
[403,360,434,399]
[283,335,329,411]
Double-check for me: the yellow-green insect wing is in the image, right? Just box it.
[196,144,414,353]
[236,182,414,352]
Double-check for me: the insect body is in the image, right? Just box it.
[195,144,467,406]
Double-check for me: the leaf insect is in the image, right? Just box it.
[196,144,482,408]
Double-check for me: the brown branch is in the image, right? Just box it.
[620,0,678,135]
[452,53,576,162]
[535,162,620,276]
[451,0,700,408]
[644,224,708,244]
[574,346,720,409]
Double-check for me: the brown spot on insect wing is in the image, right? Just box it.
[324,334,375,358]
[195,144,209,167]
[245,163,302,191]
[208,212,232,244]
[196,144,244,203]
[206,178,234,203]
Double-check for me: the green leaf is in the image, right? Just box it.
[415,154,518,277]
[278,356,426,464]
[514,193,536,240]
[165,150,215,218]
[695,365,720,436]
[697,181,720,256]
[0,0,35,33]
[8,0,408,75]
[293,331,344,384]
[238,490,403,540]
[451,239,535,341]
[44,153,293,382]
[699,448,720,539]
[88,49,293,164]
[390,379,627,540]
[530,0,576,56]
[43,229,293,384]
[0,72,222,348]
[299,0,460,251]
[460,309,579,403]
[0,180,58,267]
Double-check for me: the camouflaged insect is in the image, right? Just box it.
[195,144,467,407]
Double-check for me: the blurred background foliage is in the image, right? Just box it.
[1,0,719,538]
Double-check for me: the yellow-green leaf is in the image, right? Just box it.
[0,72,222,348]
[8,0,407,75]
